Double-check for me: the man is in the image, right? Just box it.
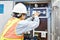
[1,3,40,40]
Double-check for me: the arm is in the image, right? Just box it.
[16,16,40,35]
[26,17,33,21]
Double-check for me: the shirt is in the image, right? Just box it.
[16,16,40,35]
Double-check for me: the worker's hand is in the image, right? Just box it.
[33,11,40,17]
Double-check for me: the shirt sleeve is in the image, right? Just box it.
[16,16,40,35]
[25,17,33,21]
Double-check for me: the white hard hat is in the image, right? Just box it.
[32,11,41,15]
[12,3,27,14]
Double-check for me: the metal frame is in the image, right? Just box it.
[33,7,48,18]
[33,7,51,40]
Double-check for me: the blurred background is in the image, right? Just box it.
[0,0,60,40]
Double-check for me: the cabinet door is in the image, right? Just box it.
[35,18,47,31]
[35,18,48,40]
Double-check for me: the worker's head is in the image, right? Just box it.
[12,3,27,20]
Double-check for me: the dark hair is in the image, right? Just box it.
[13,12,22,18]
[12,12,26,18]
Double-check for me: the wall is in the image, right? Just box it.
[0,1,13,36]
[52,0,60,40]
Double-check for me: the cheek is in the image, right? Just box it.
[23,16,26,18]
